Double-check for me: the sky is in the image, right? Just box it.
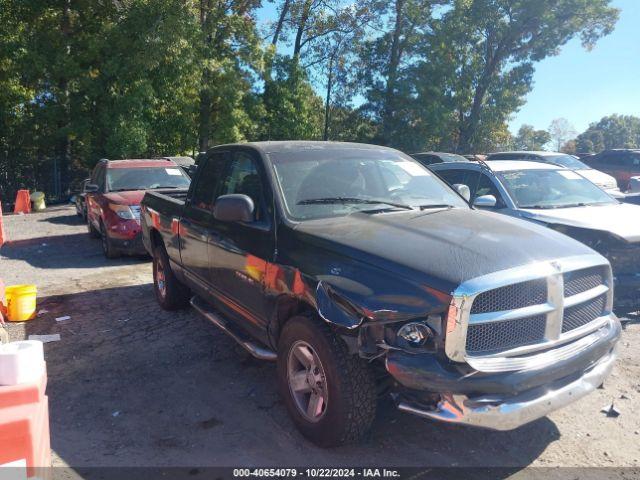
[509,0,640,135]
[257,0,640,136]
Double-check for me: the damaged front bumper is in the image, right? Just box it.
[396,350,616,431]
[385,316,620,431]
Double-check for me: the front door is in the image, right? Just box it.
[208,148,275,340]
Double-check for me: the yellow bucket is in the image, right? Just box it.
[30,192,46,211]
[5,285,37,321]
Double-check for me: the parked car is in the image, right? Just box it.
[141,141,620,446]
[430,160,640,312]
[160,156,196,178]
[486,151,620,195]
[86,158,191,258]
[411,151,470,165]
[583,149,640,192]
[74,178,90,220]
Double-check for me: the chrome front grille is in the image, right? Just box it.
[445,254,614,365]
[471,279,547,314]
[564,267,606,297]
[562,294,607,333]
[130,205,141,221]
[466,315,546,354]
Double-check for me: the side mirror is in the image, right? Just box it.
[213,194,254,222]
[473,194,497,208]
[453,184,471,202]
[85,184,99,193]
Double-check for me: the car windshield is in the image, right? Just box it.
[498,169,616,209]
[545,154,590,170]
[269,147,468,220]
[106,166,191,192]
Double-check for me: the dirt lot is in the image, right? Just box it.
[1,206,640,473]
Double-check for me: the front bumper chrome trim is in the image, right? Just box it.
[398,349,617,431]
[465,316,618,373]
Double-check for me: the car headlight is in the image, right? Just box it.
[109,203,135,220]
[397,322,434,348]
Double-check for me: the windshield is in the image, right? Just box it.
[269,147,468,220]
[545,154,589,170]
[106,167,191,192]
[498,169,616,209]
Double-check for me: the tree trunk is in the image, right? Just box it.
[57,0,72,197]
[272,0,290,45]
[381,0,405,145]
[293,0,313,61]
[323,53,335,141]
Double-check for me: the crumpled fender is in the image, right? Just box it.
[315,275,451,330]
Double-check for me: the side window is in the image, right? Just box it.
[474,173,504,207]
[218,151,266,221]
[94,165,106,192]
[437,169,467,186]
[191,152,227,211]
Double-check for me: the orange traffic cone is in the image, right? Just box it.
[13,190,31,214]
[0,201,5,247]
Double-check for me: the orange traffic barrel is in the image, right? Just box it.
[14,190,31,214]
[0,343,51,477]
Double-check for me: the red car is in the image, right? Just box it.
[85,158,191,258]
[584,149,640,191]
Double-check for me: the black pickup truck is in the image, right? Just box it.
[141,141,620,446]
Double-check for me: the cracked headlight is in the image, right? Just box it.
[397,322,433,347]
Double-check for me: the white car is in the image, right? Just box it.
[487,151,620,196]
[430,160,640,312]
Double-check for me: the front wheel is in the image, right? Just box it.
[153,244,190,310]
[277,316,376,447]
[100,223,120,259]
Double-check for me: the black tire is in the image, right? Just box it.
[153,243,190,310]
[100,222,120,259]
[87,216,100,238]
[277,315,376,447]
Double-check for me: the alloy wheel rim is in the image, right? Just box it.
[287,340,328,422]
[156,259,166,298]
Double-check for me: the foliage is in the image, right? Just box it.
[576,115,640,152]
[0,0,622,204]
[513,125,550,151]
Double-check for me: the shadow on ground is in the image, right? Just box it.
[0,233,148,269]
[10,284,559,470]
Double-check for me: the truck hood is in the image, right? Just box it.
[577,168,618,190]
[103,190,146,206]
[519,203,640,243]
[294,207,596,292]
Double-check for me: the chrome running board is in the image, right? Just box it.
[190,296,277,361]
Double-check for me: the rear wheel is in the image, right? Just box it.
[100,222,120,259]
[277,315,376,447]
[87,215,100,238]
[153,243,190,310]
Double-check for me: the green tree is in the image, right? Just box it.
[425,0,619,153]
[261,57,324,140]
[513,125,551,151]
[576,114,640,152]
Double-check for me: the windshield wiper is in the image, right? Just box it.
[297,197,413,210]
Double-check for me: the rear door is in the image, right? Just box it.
[179,151,228,291]
[208,148,276,341]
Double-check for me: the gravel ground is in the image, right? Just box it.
[1,206,639,474]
